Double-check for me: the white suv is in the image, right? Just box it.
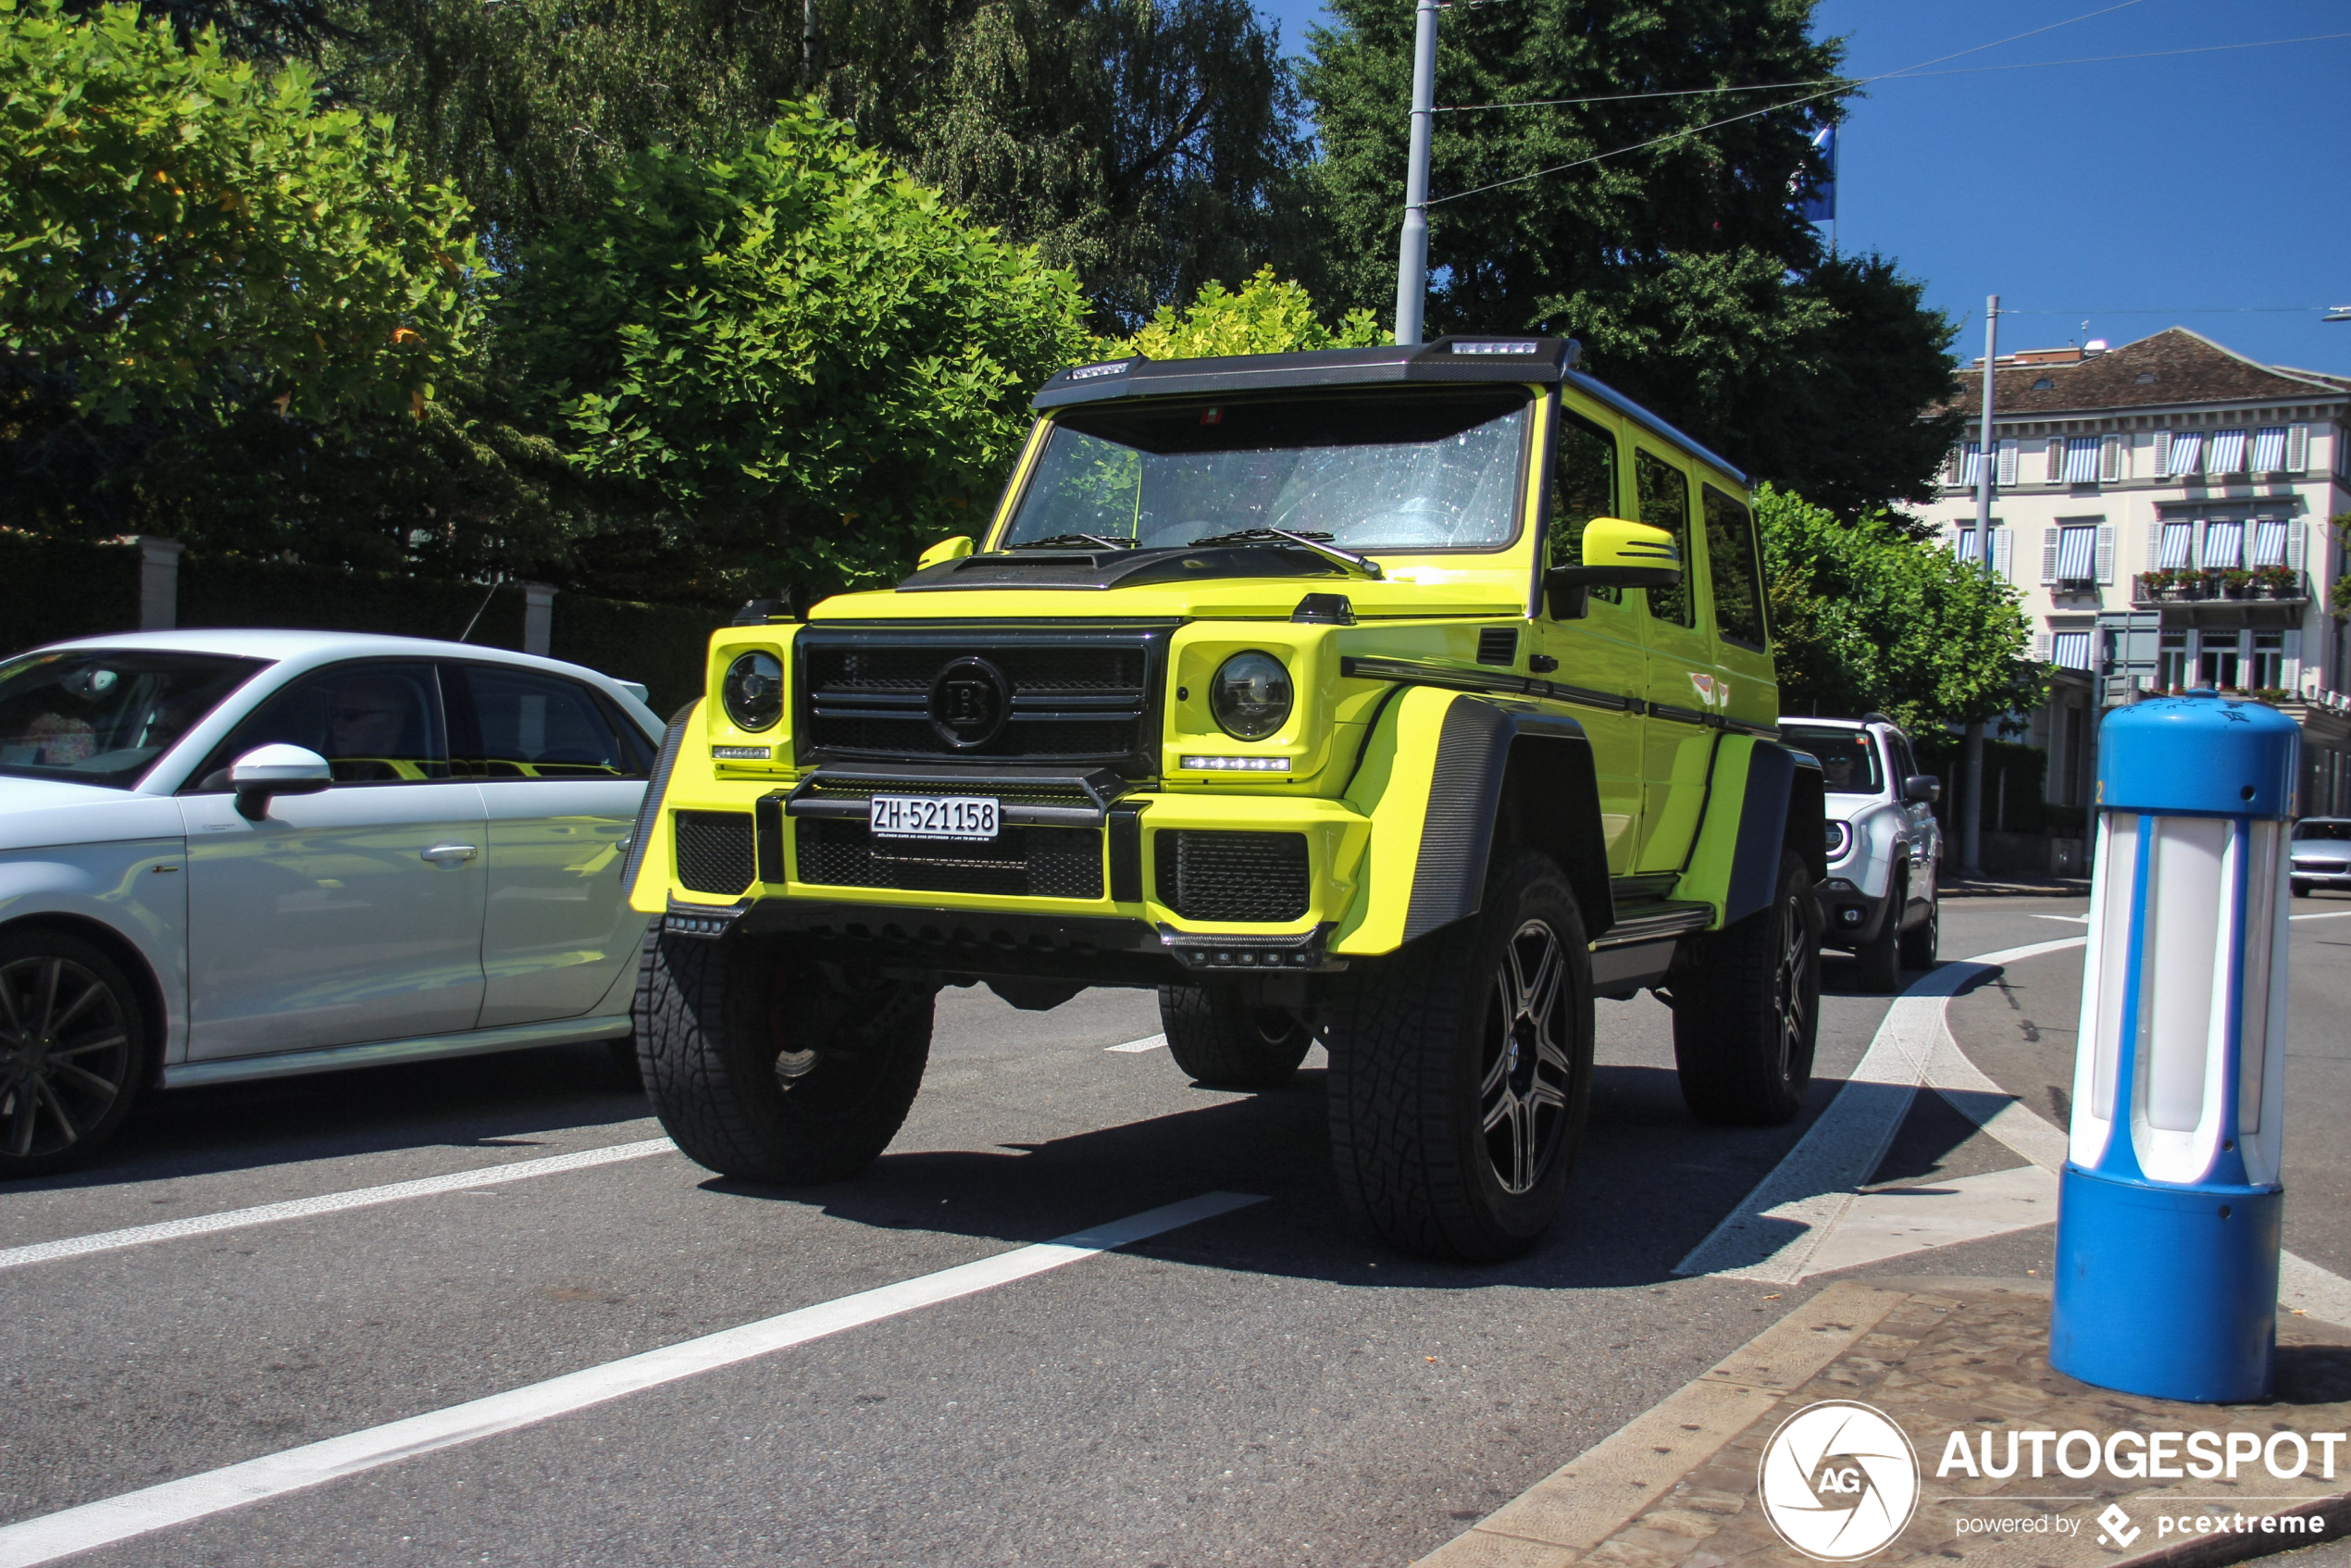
[1779,715,1942,992]
[0,630,666,1176]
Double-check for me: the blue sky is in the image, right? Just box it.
[1250,0,2351,375]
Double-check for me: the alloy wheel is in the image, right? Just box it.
[0,956,133,1161]
[1770,891,1811,1086]
[1479,920,1573,1195]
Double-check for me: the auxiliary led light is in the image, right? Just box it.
[1181,755,1291,772]
[712,745,772,761]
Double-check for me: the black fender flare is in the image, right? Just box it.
[1402,697,1616,942]
[620,698,699,906]
[1724,740,1825,926]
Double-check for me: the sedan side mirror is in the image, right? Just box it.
[230,744,333,821]
[1543,517,1683,618]
[1904,774,1942,804]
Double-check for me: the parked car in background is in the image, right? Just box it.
[0,631,665,1176]
[1780,714,1943,992]
[2291,818,2351,897]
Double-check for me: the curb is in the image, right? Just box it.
[2111,1493,2351,1568]
[1414,1280,1910,1566]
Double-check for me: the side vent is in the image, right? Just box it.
[1476,627,1519,666]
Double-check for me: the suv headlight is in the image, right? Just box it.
[1824,820,1852,860]
[721,651,784,731]
[1210,651,1292,740]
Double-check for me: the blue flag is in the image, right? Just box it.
[1797,124,1835,221]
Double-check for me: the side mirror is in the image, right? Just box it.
[230,743,333,821]
[1543,517,1683,617]
[917,535,976,570]
[1905,774,1942,804]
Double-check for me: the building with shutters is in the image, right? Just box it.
[1918,326,2351,818]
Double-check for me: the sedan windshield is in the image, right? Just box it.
[1781,726,1885,795]
[0,650,266,790]
[2295,820,2351,841]
[1001,389,1533,554]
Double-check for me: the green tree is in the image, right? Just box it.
[1758,482,2040,731]
[0,0,483,536]
[1302,0,1961,514]
[506,100,1097,606]
[1111,265,1383,358]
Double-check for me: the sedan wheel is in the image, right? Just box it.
[0,934,148,1177]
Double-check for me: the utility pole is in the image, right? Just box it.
[1963,294,1999,880]
[1391,0,1439,345]
[799,0,816,91]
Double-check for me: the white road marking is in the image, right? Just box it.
[1105,1034,1166,1053]
[2291,909,2351,921]
[0,1190,1264,1568]
[1673,937,2085,1282]
[2029,914,2090,924]
[0,1138,679,1273]
[1800,1165,2059,1277]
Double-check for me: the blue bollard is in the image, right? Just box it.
[2050,690,2300,1403]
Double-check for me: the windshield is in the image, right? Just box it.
[1001,389,1533,554]
[0,650,267,790]
[2295,820,2351,841]
[1781,726,1885,796]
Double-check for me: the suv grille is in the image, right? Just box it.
[795,818,1104,900]
[798,628,1166,773]
[676,811,756,895]
[1154,830,1310,923]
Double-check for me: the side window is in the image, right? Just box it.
[1702,485,1767,648]
[1634,449,1694,627]
[454,666,643,780]
[1549,408,1623,607]
[196,662,452,787]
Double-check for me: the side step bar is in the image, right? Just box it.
[1588,899,1711,998]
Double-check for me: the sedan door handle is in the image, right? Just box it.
[421,843,479,863]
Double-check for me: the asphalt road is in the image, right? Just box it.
[2,889,2318,1567]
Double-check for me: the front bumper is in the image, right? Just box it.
[1815,870,1894,948]
[2292,863,2351,889]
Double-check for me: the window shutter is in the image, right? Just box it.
[1997,440,2019,486]
[2040,527,2060,584]
[2096,525,2116,583]
[1993,528,2013,580]
[2192,519,2206,567]
[2287,424,2308,474]
[2046,436,2067,483]
[2034,630,2052,663]
[2283,628,2302,691]
[2289,522,2307,571]
[2145,521,2163,568]
[2100,434,2122,481]
[2153,430,2171,473]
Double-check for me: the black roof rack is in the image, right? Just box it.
[1032,336,1580,409]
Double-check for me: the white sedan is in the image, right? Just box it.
[0,630,670,1176]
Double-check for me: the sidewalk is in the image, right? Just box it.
[1421,1278,2351,1568]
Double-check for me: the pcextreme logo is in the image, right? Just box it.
[1758,1400,1922,1561]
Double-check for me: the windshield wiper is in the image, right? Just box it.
[1188,527,1383,580]
[1006,533,1139,551]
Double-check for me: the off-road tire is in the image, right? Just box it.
[1673,849,1820,1126]
[0,928,152,1179]
[1852,870,1903,994]
[1157,983,1311,1088]
[635,929,931,1183]
[1323,850,1595,1263]
[1897,892,1940,969]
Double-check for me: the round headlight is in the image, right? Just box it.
[722,651,784,731]
[1210,651,1293,741]
[1824,820,1851,860]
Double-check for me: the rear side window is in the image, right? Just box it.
[453,666,646,780]
[1635,450,1694,628]
[1702,485,1766,648]
[197,662,453,787]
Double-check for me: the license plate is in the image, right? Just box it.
[868,794,1000,840]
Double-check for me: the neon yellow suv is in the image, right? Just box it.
[621,337,1826,1261]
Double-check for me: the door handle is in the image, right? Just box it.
[421,843,479,863]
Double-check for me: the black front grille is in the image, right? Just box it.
[676,811,756,895]
[1154,830,1310,923]
[798,628,1164,773]
[795,818,1104,900]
